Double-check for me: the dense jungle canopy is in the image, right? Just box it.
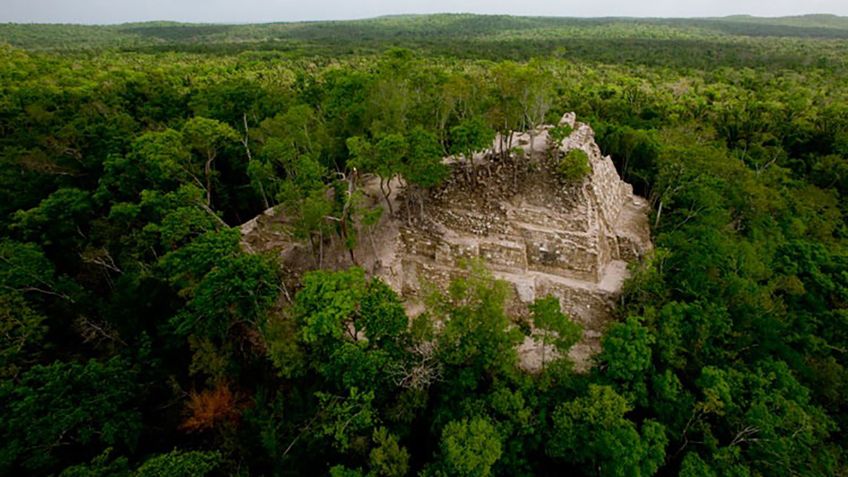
[1,13,848,476]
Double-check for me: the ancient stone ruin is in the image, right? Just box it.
[240,113,652,371]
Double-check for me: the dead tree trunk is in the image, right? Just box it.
[379,177,394,216]
[241,113,270,209]
[204,153,215,207]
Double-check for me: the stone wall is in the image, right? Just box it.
[392,114,650,292]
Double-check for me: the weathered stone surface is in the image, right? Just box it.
[390,116,649,290]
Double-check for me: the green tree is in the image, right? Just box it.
[678,452,716,477]
[170,253,278,339]
[0,292,47,378]
[548,385,667,477]
[348,134,405,216]
[437,417,502,477]
[368,427,410,477]
[449,117,494,176]
[316,387,376,451]
[529,295,581,370]
[181,117,239,207]
[157,228,242,295]
[0,239,65,301]
[598,316,655,404]
[295,267,368,345]
[403,126,449,220]
[96,129,198,202]
[0,358,141,474]
[429,261,522,390]
[488,62,527,161]
[135,449,221,477]
[59,449,131,477]
[295,268,408,347]
[12,188,92,253]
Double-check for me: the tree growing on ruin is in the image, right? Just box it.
[403,127,449,221]
[449,116,495,179]
[347,134,405,216]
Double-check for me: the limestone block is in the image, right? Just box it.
[535,279,615,333]
[559,112,577,129]
[479,241,527,271]
[400,228,437,260]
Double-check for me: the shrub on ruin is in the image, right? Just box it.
[557,148,591,183]
[549,124,574,145]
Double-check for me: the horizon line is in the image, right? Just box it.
[1,12,846,27]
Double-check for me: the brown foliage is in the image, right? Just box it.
[180,383,244,432]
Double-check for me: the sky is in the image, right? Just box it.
[2,0,847,24]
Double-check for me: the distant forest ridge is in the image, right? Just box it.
[2,13,848,51]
